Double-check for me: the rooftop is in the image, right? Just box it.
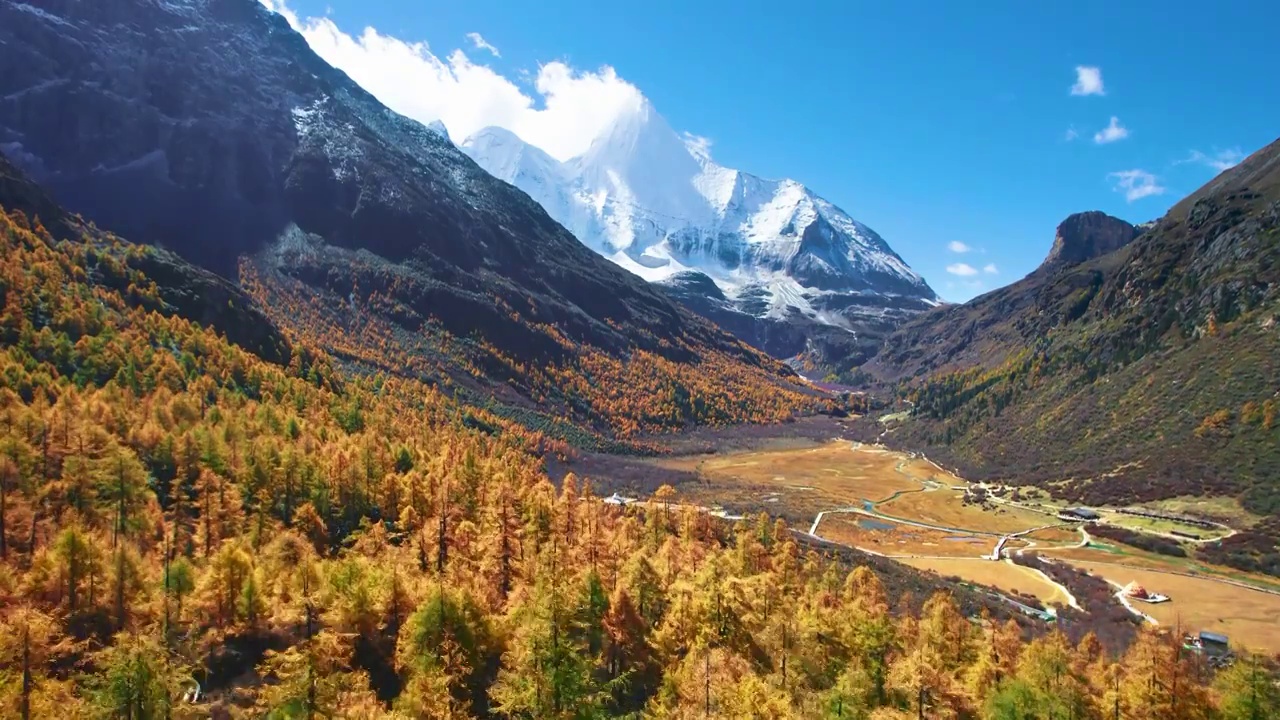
[1199,631,1229,645]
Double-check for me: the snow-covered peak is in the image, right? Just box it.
[573,98,696,178]
[462,126,561,185]
[462,99,936,329]
[426,119,450,142]
[567,98,712,233]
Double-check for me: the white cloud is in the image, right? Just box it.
[983,263,998,274]
[682,132,713,159]
[465,32,501,58]
[1064,126,1079,142]
[1181,148,1245,172]
[1070,66,1105,96]
[946,263,979,277]
[1093,116,1129,144]
[947,241,972,253]
[1108,170,1166,202]
[258,0,644,161]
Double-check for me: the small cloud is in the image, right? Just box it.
[1180,148,1245,173]
[947,241,972,254]
[1071,66,1105,96]
[682,131,713,160]
[983,263,999,274]
[465,32,501,58]
[1108,169,1166,202]
[1093,116,1129,144]
[946,263,979,277]
[1064,126,1079,142]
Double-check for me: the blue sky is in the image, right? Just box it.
[269,0,1278,301]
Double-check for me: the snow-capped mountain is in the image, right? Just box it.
[461,98,937,365]
[0,0,798,399]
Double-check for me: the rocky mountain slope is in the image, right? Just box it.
[1042,211,1141,269]
[863,211,1140,382]
[0,0,819,441]
[860,138,1280,575]
[461,108,938,368]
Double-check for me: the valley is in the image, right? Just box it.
[638,433,1280,655]
[0,0,1276,716]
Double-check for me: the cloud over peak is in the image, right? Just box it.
[258,0,644,161]
[946,263,979,277]
[1070,66,1105,96]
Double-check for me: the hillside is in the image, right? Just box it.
[2,169,1267,720]
[861,137,1280,575]
[0,0,819,444]
[862,211,1139,384]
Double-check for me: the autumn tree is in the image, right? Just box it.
[1214,653,1280,720]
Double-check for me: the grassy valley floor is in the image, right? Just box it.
[614,430,1280,655]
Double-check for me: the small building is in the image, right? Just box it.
[1198,631,1230,654]
[1059,507,1101,522]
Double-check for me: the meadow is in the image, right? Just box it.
[661,437,1280,657]
[1070,561,1280,655]
[901,557,1074,607]
[877,487,1055,536]
[657,440,920,521]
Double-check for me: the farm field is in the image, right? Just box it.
[1070,561,1280,655]
[877,486,1055,536]
[901,557,1073,607]
[816,515,994,558]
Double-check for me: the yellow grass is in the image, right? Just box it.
[878,488,1054,535]
[1037,543,1280,592]
[1039,545,1180,569]
[900,458,959,485]
[901,557,1073,607]
[659,441,921,519]
[1020,526,1082,544]
[1070,561,1280,655]
[1145,496,1264,527]
[1110,514,1230,539]
[662,442,918,499]
[816,516,993,558]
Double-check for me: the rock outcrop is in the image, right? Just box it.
[1042,211,1140,269]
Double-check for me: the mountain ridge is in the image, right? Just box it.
[0,0,820,441]
[460,107,938,370]
[858,136,1280,575]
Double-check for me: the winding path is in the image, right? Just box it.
[804,444,1085,614]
